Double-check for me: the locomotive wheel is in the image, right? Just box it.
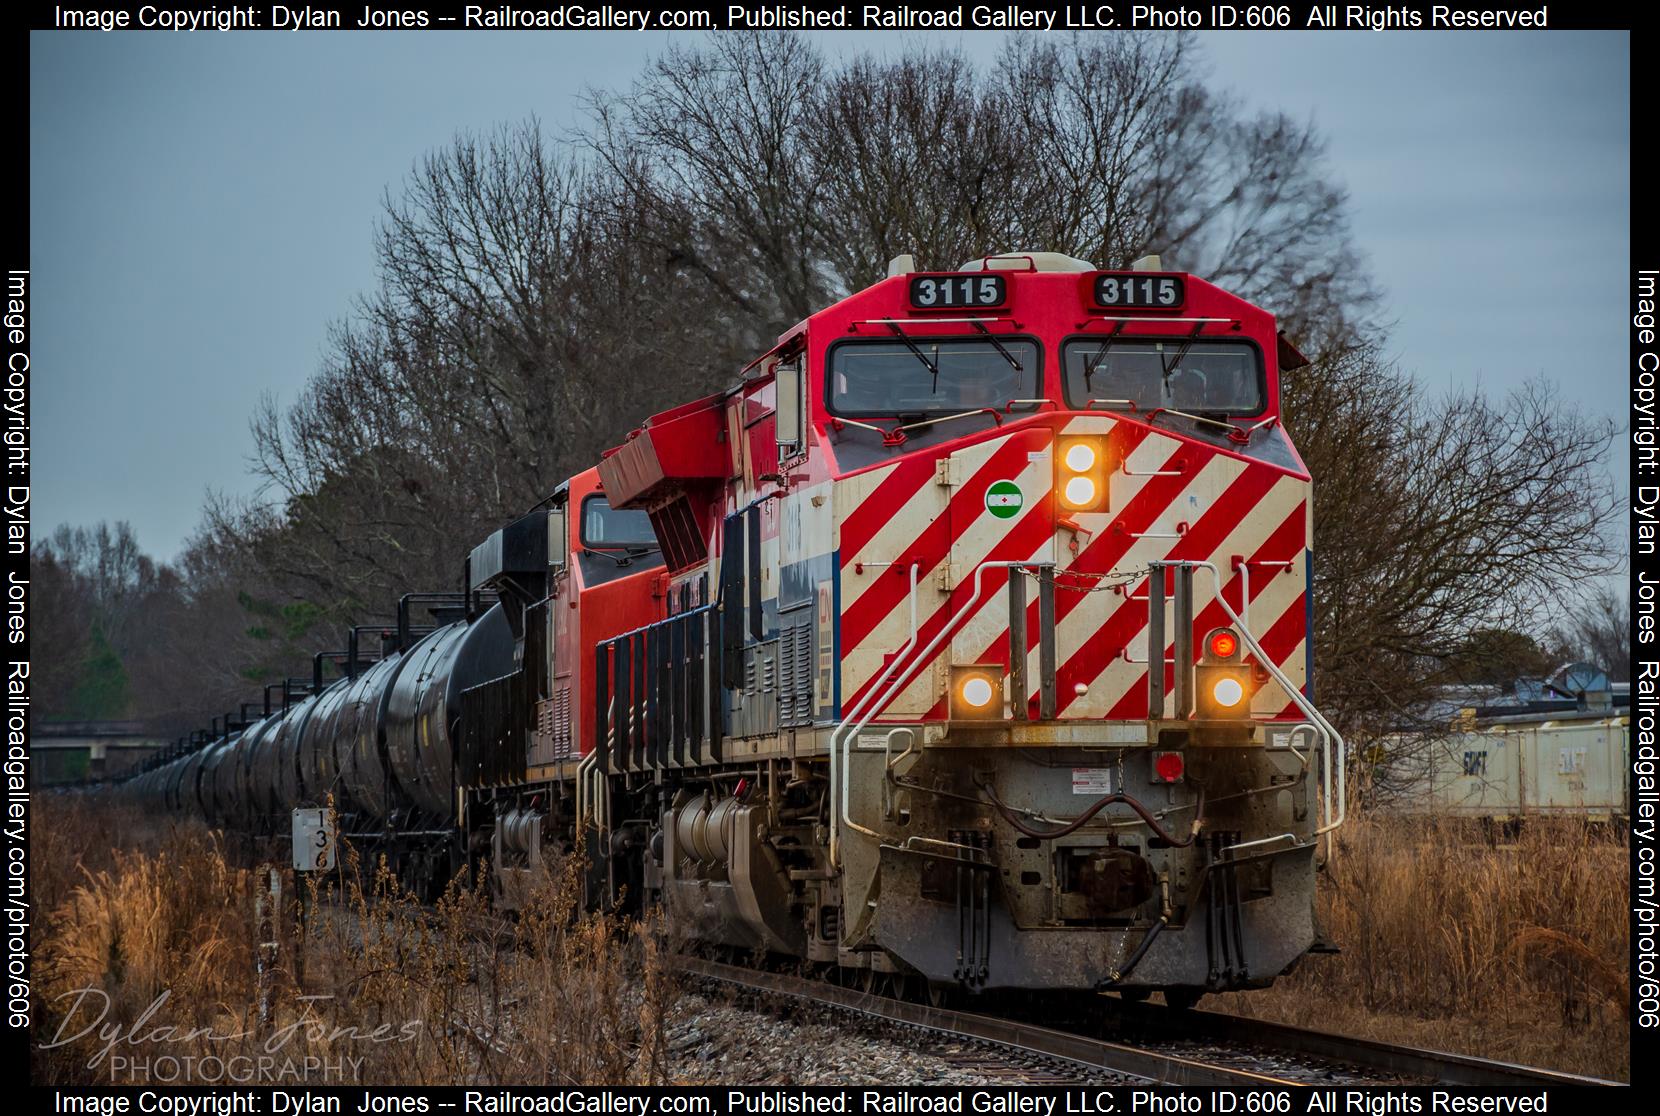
[926,981,961,1009]
[1163,989,1204,1011]
[859,967,882,995]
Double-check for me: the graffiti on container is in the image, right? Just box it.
[1558,747,1587,775]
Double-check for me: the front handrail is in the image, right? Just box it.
[576,750,596,828]
[829,563,919,865]
[1184,560,1346,835]
[828,555,1346,863]
[831,559,1053,866]
[1144,406,1246,441]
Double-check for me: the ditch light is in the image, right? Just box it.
[1196,664,1253,718]
[951,665,1003,719]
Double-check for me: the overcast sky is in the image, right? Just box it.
[30,30,1630,562]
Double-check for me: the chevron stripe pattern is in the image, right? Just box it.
[833,415,1311,724]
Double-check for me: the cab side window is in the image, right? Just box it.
[578,494,664,586]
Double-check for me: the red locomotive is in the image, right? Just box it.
[129,252,1346,1006]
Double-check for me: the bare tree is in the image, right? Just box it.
[584,33,831,327]
[159,33,1613,751]
[1284,348,1620,738]
[811,48,1021,283]
[235,120,753,611]
[28,547,92,719]
[39,522,158,651]
[590,33,1378,348]
[1548,588,1631,681]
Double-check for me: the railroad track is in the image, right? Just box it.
[674,955,1621,1088]
[1113,1003,1622,1088]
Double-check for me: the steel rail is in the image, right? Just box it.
[675,955,1623,1088]
[1160,1006,1623,1088]
[674,955,1304,1088]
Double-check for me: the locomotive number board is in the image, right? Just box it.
[909,273,1007,309]
[1093,273,1186,309]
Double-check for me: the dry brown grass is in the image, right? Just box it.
[31,796,669,1086]
[35,797,1629,1084]
[1212,811,1630,1081]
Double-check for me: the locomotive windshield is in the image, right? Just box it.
[1061,339,1263,415]
[828,338,1039,416]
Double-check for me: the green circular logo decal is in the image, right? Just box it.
[985,479,1023,519]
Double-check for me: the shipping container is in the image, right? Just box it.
[1386,710,1629,820]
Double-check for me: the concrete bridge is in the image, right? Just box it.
[32,721,167,784]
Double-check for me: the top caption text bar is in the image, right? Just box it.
[39,3,1596,34]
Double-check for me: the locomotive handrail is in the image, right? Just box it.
[853,316,1012,327]
[1199,727,1320,859]
[576,744,608,834]
[892,408,1003,434]
[1182,559,1347,836]
[595,603,717,774]
[576,750,593,825]
[1144,407,1245,438]
[830,562,920,865]
[597,602,716,642]
[1078,315,1237,326]
[832,559,1054,867]
[1284,723,1341,835]
[1229,556,1297,633]
[1123,460,1183,477]
[883,726,917,773]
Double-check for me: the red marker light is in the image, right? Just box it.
[1153,752,1185,783]
[1206,629,1239,660]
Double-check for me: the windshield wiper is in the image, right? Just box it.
[1157,321,1209,390]
[971,320,1023,372]
[829,407,1003,449]
[885,322,940,392]
[1079,320,1128,391]
[588,545,657,567]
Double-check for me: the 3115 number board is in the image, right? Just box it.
[1093,273,1185,309]
[909,273,1007,309]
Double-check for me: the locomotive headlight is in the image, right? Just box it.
[1063,442,1097,472]
[1195,664,1253,718]
[1056,436,1109,513]
[1212,676,1245,707]
[951,666,1003,720]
